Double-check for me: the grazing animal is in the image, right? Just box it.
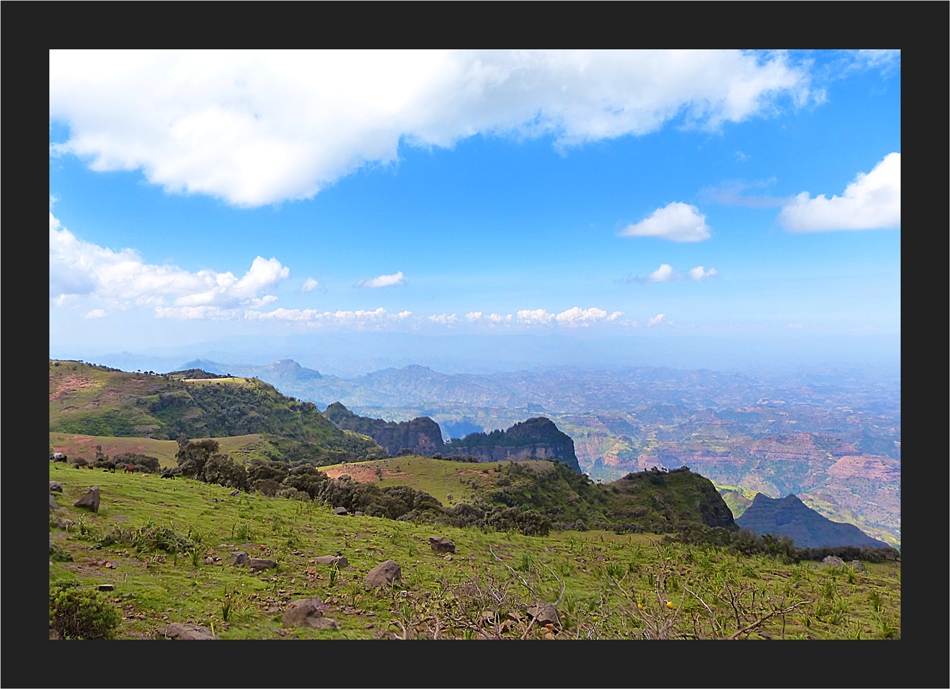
[124,465,135,473]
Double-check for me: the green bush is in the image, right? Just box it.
[49,584,122,639]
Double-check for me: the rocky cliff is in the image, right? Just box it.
[736,493,889,549]
[323,403,444,457]
[445,417,582,473]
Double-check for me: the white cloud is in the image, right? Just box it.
[428,313,458,325]
[517,309,555,326]
[618,202,711,242]
[688,266,718,281]
[85,309,108,319]
[485,313,512,324]
[555,307,624,328]
[647,314,667,327]
[300,277,320,293]
[777,152,900,232]
[50,210,289,315]
[357,271,406,288]
[648,264,678,282]
[49,50,816,207]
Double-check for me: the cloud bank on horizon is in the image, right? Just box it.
[49,49,900,365]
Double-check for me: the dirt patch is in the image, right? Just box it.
[323,466,380,483]
[50,375,99,403]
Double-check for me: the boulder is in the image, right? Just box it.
[49,494,59,510]
[230,552,250,567]
[851,560,865,573]
[281,598,339,630]
[822,556,845,568]
[429,536,456,554]
[73,486,101,513]
[332,506,349,516]
[248,558,277,572]
[364,560,401,588]
[156,623,217,640]
[49,482,63,493]
[527,604,560,626]
[312,555,349,568]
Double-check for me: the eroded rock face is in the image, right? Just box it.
[73,486,101,513]
[156,623,217,640]
[281,598,339,630]
[364,560,401,587]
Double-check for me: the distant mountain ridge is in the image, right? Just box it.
[736,494,889,549]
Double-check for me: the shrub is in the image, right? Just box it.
[49,584,122,639]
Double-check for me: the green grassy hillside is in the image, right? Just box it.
[49,462,901,641]
[49,360,385,464]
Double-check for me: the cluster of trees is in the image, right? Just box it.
[668,523,901,563]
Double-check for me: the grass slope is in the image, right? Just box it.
[49,360,384,463]
[49,463,902,641]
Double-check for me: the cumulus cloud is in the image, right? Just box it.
[85,309,107,319]
[517,309,556,326]
[648,264,678,282]
[555,307,624,327]
[357,271,406,288]
[428,313,458,325]
[688,266,718,281]
[50,211,289,316]
[466,312,483,322]
[647,314,667,327]
[244,306,399,327]
[300,277,320,292]
[618,202,711,242]
[49,50,816,207]
[777,152,900,232]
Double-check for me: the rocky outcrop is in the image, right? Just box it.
[323,403,444,457]
[736,493,889,549]
[429,537,456,554]
[444,418,581,473]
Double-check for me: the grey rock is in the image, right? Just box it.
[49,482,64,493]
[50,494,59,510]
[364,560,402,587]
[332,506,349,516]
[248,558,277,572]
[97,584,116,592]
[230,551,250,566]
[312,555,349,568]
[156,623,217,640]
[230,490,240,496]
[527,603,560,626]
[851,560,865,573]
[429,536,456,554]
[73,486,101,513]
[281,598,339,630]
[822,555,845,568]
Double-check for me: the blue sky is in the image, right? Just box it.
[49,50,900,373]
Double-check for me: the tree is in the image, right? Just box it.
[175,439,220,478]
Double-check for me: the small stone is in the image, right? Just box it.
[97,584,116,592]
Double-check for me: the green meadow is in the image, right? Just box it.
[49,461,901,641]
